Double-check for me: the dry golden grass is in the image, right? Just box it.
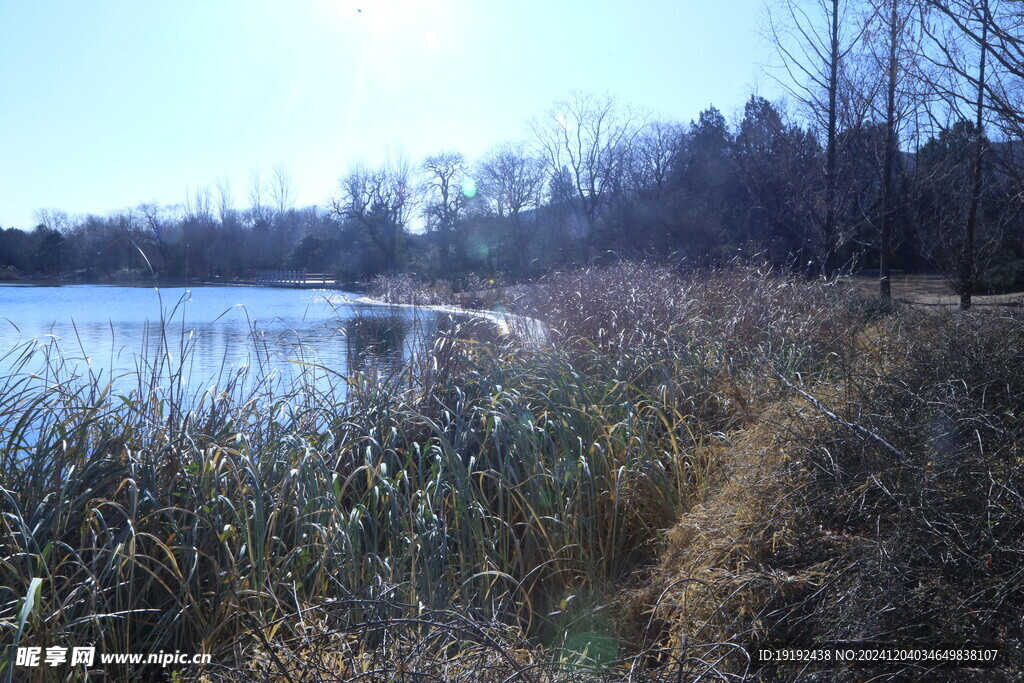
[625,303,1024,680]
[621,394,823,680]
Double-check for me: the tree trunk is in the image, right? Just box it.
[825,0,839,271]
[961,1,989,310]
[880,0,899,301]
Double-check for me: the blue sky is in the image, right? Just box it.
[0,0,776,230]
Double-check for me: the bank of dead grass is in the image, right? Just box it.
[625,304,1024,680]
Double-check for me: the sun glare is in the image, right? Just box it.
[315,0,443,29]
[424,28,441,52]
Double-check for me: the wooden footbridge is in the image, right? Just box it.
[202,271,343,288]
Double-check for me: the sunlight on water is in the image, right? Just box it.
[0,285,439,398]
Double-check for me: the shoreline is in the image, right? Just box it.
[0,276,368,292]
[350,294,550,347]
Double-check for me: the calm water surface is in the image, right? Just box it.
[0,285,434,396]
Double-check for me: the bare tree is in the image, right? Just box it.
[766,0,873,269]
[140,202,175,273]
[627,120,684,196]
[33,208,72,234]
[271,162,295,215]
[249,169,268,225]
[186,185,213,223]
[215,176,234,223]
[332,155,414,272]
[477,143,546,273]
[599,119,687,255]
[420,151,468,273]
[877,0,903,299]
[862,0,928,298]
[532,92,638,262]
[920,0,1021,307]
[924,0,1024,142]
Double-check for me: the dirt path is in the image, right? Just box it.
[847,274,1024,308]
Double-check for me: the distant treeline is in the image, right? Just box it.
[4,2,1024,302]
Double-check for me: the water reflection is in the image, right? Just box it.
[0,285,441,399]
[343,308,413,374]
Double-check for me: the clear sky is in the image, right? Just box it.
[0,0,776,230]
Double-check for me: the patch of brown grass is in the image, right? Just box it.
[620,396,818,679]
[625,306,1024,680]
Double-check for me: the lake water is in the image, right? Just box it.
[0,284,437,399]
